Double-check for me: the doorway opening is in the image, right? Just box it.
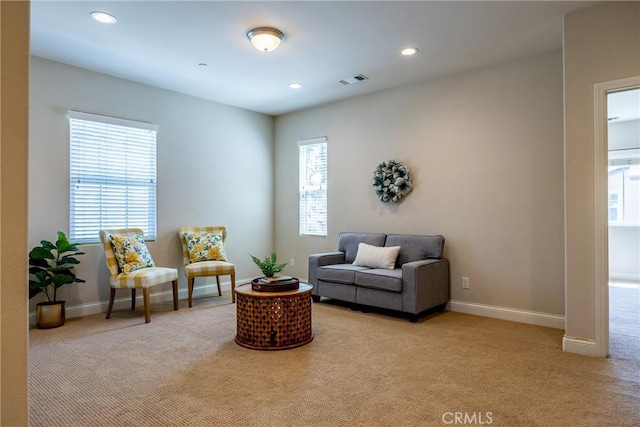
[594,77,639,358]
[607,88,640,361]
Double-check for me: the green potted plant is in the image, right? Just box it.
[29,231,85,328]
[250,252,287,278]
[250,252,297,291]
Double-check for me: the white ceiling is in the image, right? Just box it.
[30,1,599,116]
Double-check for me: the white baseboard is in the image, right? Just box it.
[562,336,599,357]
[30,284,567,332]
[29,278,251,325]
[447,300,565,329]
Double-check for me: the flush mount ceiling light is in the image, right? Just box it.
[247,27,285,53]
[401,47,419,56]
[90,11,117,24]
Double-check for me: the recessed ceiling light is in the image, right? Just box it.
[401,47,419,56]
[198,63,208,67]
[90,11,117,24]
[289,83,303,89]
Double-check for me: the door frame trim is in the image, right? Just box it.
[593,76,640,357]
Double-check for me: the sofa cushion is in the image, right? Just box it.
[317,264,369,284]
[338,232,387,264]
[385,234,445,266]
[355,269,403,292]
[352,243,400,269]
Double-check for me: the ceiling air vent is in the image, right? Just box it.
[338,74,369,85]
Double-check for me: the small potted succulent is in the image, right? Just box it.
[250,252,287,278]
[250,253,298,291]
[29,231,85,328]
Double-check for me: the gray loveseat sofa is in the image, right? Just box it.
[308,232,450,322]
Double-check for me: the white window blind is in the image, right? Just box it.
[69,111,158,243]
[298,137,327,236]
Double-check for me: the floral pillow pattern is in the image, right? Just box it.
[109,234,155,274]
[183,231,227,263]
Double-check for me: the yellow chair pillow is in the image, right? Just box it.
[183,231,227,263]
[109,234,155,274]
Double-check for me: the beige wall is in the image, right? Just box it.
[1,1,30,424]
[29,57,275,316]
[564,1,640,341]
[274,50,565,316]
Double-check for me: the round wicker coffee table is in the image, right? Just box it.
[235,283,313,350]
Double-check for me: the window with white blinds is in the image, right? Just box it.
[68,111,158,243]
[298,137,327,236]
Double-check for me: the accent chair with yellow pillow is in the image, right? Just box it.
[99,228,179,323]
[179,226,237,306]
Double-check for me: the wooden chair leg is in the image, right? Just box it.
[172,280,179,311]
[188,277,195,308]
[131,289,136,311]
[106,288,116,319]
[231,272,236,303]
[143,288,151,323]
[215,276,222,296]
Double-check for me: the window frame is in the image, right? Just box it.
[68,111,158,244]
[298,137,328,237]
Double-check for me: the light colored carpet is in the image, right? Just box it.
[609,283,640,361]
[29,294,640,426]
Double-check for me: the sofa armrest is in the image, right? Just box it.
[308,252,346,288]
[401,259,450,314]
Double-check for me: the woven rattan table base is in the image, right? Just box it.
[235,283,313,350]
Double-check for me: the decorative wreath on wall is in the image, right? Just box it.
[371,160,413,203]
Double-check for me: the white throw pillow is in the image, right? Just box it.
[352,243,401,269]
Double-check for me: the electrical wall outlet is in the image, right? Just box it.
[462,277,470,289]
[290,258,295,267]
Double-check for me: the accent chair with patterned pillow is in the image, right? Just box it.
[100,228,179,323]
[179,226,237,306]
